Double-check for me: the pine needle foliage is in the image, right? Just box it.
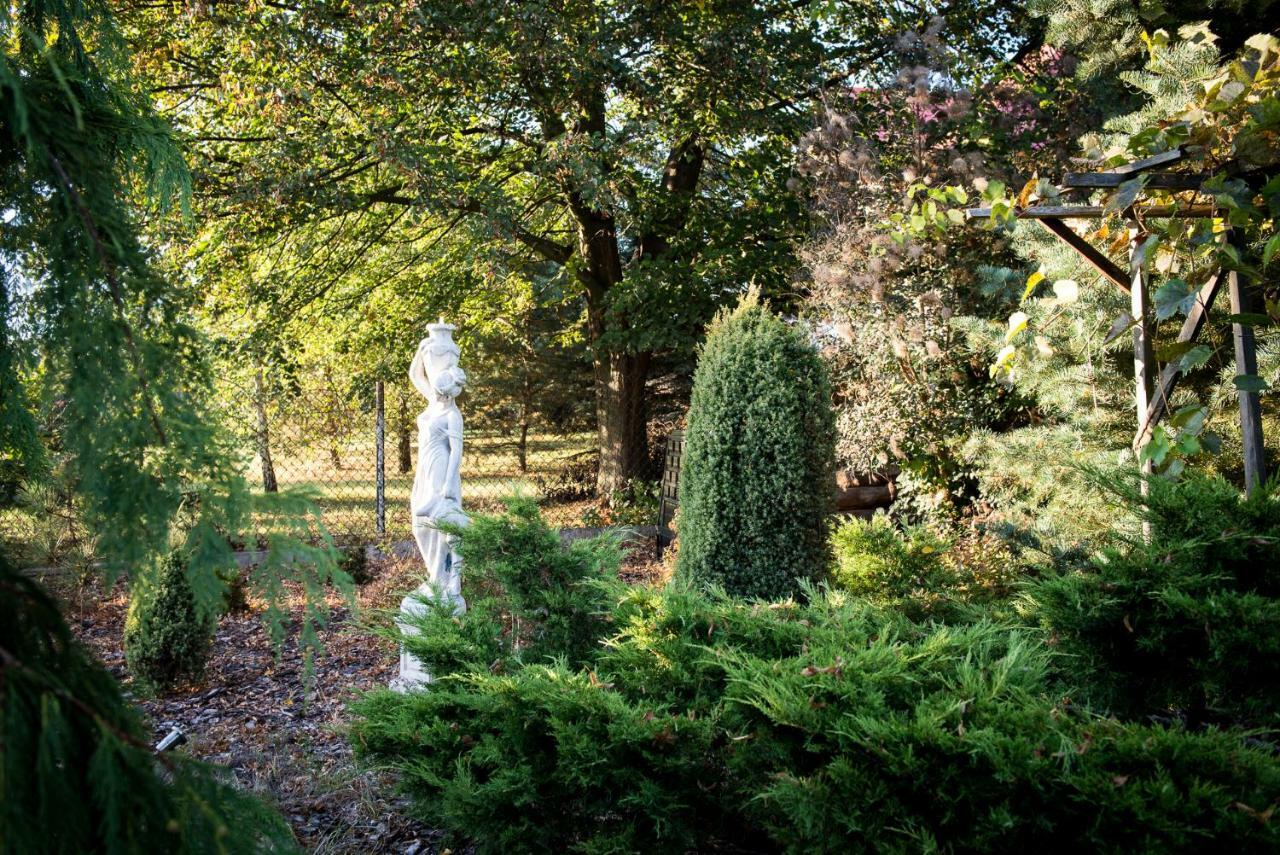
[124,550,217,694]
[2,1,338,847]
[392,498,623,680]
[1032,472,1280,727]
[0,556,298,853]
[353,505,1280,854]
[676,293,836,600]
[2,0,345,613]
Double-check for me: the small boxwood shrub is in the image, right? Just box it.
[124,550,216,692]
[1032,473,1280,726]
[676,292,836,600]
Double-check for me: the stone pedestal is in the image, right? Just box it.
[390,577,467,692]
[390,588,433,692]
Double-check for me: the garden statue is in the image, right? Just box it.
[392,319,469,691]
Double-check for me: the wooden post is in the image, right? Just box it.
[1130,227,1155,538]
[1133,270,1223,451]
[1228,255,1267,494]
[375,380,386,536]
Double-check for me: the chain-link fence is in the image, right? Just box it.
[0,373,602,568]
[241,379,598,544]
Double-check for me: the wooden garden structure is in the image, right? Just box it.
[967,150,1268,495]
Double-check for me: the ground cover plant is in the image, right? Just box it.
[1033,473,1280,729]
[352,501,1280,854]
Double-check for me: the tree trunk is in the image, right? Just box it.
[563,86,659,497]
[593,350,651,496]
[518,421,530,474]
[253,368,278,493]
[397,393,412,474]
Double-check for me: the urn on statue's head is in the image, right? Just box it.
[422,317,461,387]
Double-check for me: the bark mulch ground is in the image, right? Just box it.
[57,537,664,854]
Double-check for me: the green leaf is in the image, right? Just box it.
[1152,278,1195,321]
[1175,433,1202,456]
[1233,374,1270,392]
[1140,428,1171,466]
[1177,345,1214,372]
[1202,432,1223,454]
[1104,178,1143,215]
[1170,404,1206,434]
[1263,233,1280,265]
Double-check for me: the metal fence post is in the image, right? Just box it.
[375,380,386,536]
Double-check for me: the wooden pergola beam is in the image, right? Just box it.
[964,152,1267,496]
[1132,271,1224,451]
[1062,173,1204,190]
[1229,263,1268,494]
[966,203,1217,220]
[1037,218,1129,293]
[1109,149,1185,175]
[1128,226,1156,540]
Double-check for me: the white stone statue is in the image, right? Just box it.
[392,320,469,691]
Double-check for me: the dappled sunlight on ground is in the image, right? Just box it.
[54,536,662,853]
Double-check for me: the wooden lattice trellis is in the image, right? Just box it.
[968,149,1267,495]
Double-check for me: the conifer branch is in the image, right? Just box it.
[44,146,169,446]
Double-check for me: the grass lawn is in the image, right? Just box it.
[249,429,596,542]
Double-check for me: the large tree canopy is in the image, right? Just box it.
[126,0,1026,490]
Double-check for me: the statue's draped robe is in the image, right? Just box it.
[411,405,465,607]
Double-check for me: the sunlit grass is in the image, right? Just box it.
[0,431,597,565]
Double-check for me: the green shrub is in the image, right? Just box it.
[831,514,1020,621]
[398,498,623,678]
[832,514,957,615]
[337,545,373,585]
[1032,473,1280,726]
[124,550,216,692]
[676,293,836,600]
[353,505,1280,853]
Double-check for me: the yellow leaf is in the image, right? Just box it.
[1022,271,1045,301]
[1006,311,1029,341]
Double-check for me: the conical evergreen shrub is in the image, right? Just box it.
[125,550,216,692]
[676,293,835,600]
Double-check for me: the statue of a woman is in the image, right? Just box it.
[393,321,469,690]
[407,328,468,611]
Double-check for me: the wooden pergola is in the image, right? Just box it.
[967,149,1267,494]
